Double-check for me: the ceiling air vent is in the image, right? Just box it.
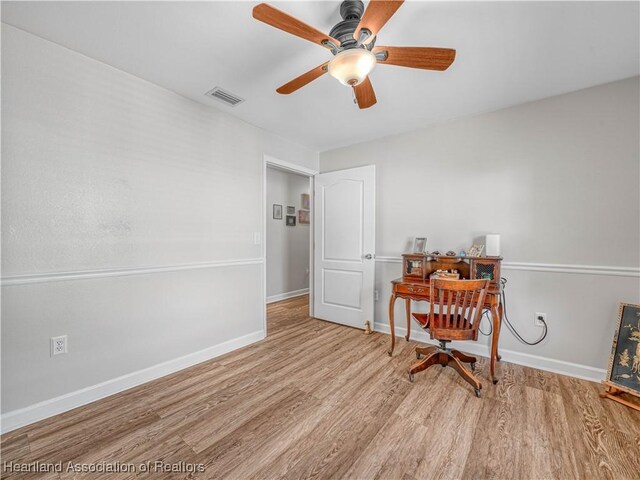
[204,87,244,107]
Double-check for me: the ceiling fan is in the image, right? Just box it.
[252,0,456,109]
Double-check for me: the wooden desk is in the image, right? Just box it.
[388,277,504,384]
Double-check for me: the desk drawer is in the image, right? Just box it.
[396,284,428,295]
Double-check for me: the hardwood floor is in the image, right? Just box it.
[2,295,639,479]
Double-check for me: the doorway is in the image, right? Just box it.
[263,156,316,335]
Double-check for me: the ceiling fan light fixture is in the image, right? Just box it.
[327,48,376,87]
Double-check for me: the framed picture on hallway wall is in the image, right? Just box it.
[301,193,310,210]
[273,204,282,220]
[299,210,310,225]
[286,215,296,227]
[287,206,295,215]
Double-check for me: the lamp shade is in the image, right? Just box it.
[328,49,377,87]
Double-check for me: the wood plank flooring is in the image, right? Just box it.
[2,295,639,479]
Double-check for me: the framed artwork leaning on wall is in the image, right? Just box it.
[601,303,640,411]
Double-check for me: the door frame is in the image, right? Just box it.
[262,155,318,333]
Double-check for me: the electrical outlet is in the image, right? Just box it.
[374,290,379,301]
[51,335,68,356]
[535,312,547,327]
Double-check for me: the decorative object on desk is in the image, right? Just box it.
[402,253,427,279]
[445,250,457,256]
[430,270,460,280]
[485,234,501,257]
[412,237,427,253]
[601,303,640,411]
[298,210,310,225]
[459,250,467,257]
[470,257,501,287]
[301,193,310,210]
[467,244,484,257]
[286,215,296,226]
[273,204,283,220]
[287,206,295,215]
[431,250,441,256]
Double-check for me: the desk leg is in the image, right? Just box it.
[388,294,397,356]
[497,303,504,362]
[405,299,411,341]
[490,305,500,384]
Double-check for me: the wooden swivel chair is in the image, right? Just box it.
[408,278,490,397]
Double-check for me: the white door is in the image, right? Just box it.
[313,165,375,329]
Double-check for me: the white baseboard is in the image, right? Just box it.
[266,288,309,304]
[374,323,606,383]
[0,330,266,434]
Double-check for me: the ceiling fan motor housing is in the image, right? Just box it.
[329,0,376,51]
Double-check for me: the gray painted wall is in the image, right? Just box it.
[0,25,318,414]
[320,76,640,374]
[266,168,310,299]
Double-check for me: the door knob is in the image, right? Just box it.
[364,254,374,260]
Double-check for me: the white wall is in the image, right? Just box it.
[266,168,310,301]
[320,77,640,380]
[0,25,318,429]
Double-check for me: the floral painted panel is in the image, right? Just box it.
[607,303,640,395]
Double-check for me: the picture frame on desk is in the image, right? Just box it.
[412,237,427,253]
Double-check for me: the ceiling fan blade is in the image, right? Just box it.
[353,77,377,109]
[354,0,405,44]
[253,3,339,49]
[373,46,456,70]
[277,63,329,94]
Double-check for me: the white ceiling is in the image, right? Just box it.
[2,1,639,151]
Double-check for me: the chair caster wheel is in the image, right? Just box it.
[408,373,414,383]
[416,352,421,359]
[474,388,481,398]
[470,362,476,372]
[492,379,498,385]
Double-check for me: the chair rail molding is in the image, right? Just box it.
[1,258,264,286]
[374,256,639,278]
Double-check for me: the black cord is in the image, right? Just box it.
[500,277,548,345]
[478,309,493,336]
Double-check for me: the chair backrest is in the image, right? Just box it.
[428,278,490,341]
